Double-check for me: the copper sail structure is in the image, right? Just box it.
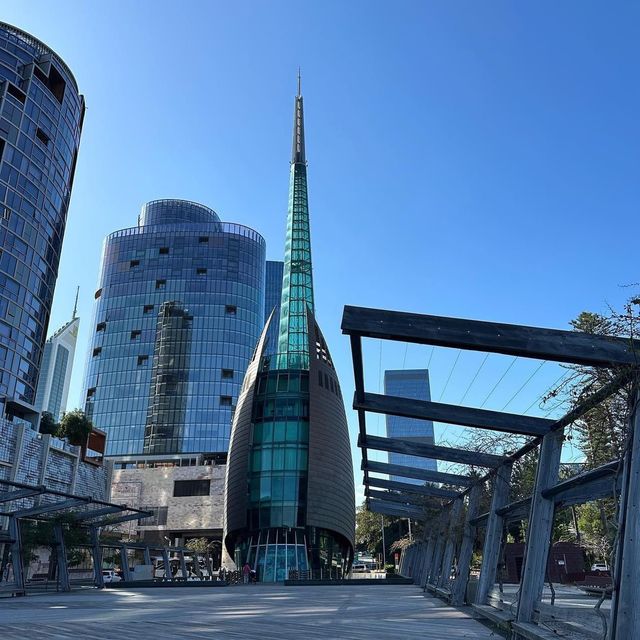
[223,77,355,581]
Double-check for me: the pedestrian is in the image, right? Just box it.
[242,562,251,584]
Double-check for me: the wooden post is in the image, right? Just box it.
[451,484,482,605]
[421,529,438,589]
[438,498,464,589]
[427,510,449,588]
[90,526,104,589]
[8,516,25,595]
[120,545,132,582]
[53,521,70,592]
[475,463,512,605]
[179,550,188,580]
[162,548,172,581]
[609,383,640,640]
[143,546,152,566]
[516,428,564,624]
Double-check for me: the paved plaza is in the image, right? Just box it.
[0,583,498,639]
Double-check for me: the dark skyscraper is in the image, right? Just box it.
[0,23,84,422]
[384,369,437,484]
[224,79,355,580]
[264,260,284,357]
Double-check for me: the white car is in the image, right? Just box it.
[591,563,609,573]
[102,570,122,583]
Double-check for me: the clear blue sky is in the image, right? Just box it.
[4,1,638,503]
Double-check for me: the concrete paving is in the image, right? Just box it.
[0,583,498,639]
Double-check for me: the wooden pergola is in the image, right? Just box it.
[342,305,640,640]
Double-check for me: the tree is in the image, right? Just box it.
[38,411,59,436]
[185,537,210,553]
[58,409,93,446]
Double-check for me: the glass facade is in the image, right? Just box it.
[384,369,437,483]
[34,316,79,420]
[0,23,84,415]
[263,260,283,357]
[81,199,266,456]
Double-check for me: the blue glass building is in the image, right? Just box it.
[263,260,283,357]
[385,369,437,483]
[0,23,84,423]
[81,199,266,456]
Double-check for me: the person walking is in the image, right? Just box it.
[242,562,251,584]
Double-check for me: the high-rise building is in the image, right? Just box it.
[263,260,284,357]
[33,298,80,421]
[224,79,355,580]
[0,23,84,425]
[81,199,267,457]
[384,369,437,483]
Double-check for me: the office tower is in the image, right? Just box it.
[224,78,355,580]
[33,295,80,420]
[81,199,266,457]
[384,369,437,483]
[263,260,284,357]
[0,22,84,424]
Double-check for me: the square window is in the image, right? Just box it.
[156,279,166,289]
[96,321,106,332]
[137,355,149,366]
[198,236,209,243]
[220,395,233,407]
[159,247,169,255]
[36,127,50,145]
[86,387,96,398]
[92,347,102,357]
[143,304,154,314]
[130,259,140,268]
[225,305,237,315]
[221,369,234,379]
[130,330,141,340]
[196,267,207,275]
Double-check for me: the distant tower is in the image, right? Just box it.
[34,293,81,420]
[0,23,85,424]
[384,369,437,483]
[263,260,284,357]
[224,76,355,580]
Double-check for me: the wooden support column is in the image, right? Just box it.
[427,510,449,587]
[516,428,564,625]
[179,550,188,580]
[120,545,132,582]
[90,526,104,589]
[609,383,640,640]
[421,530,438,589]
[438,498,464,588]
[451,484,482,605]
[205,551,214,579]
[8,516,25,595]
[53,521,70,592]
[475,463,512,605]
[162,548,172,581]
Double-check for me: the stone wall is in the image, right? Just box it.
[110,463,225,540]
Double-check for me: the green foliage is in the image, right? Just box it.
[59,409,93,446]
[355,502,416,560]
[185,537,210,553]
[384,563,396,574]
[38,412,59,436]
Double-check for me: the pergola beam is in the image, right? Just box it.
[361,433,505,467]
[367,476,460,499]
[364,460,475,486]
[366,488,426,507]
[74,506,122,521]
[341,306,640,367]
[0,486,46,503]
[356,391,554,437]
[10,497,89,518]
[368,499,424,520]
[93,510,152,528]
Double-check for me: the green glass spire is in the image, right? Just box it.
[277,74,314,369]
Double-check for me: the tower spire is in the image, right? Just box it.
[72,286,79,320]
[278,75,314,368]
[297,67,301,97]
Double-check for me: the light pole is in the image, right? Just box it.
[381,514,386,568]
[407,518,413,542]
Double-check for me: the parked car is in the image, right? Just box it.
[591,563,609,573]
[102,570,122,583]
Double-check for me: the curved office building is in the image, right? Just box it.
[0,23,84,418]
[81,199,266,456]
[224,80,355,580]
